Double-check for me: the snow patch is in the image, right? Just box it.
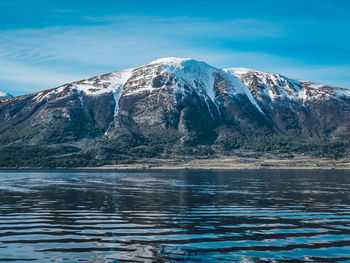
[334,88,350,98]
[34,86,66,102]
[0,91,13,100]
[104,84,124,135]
[0,91,9,97]
[73,68,134,96]
[308,83,324,89]
[148,57,192,66]
[75,89,84,108]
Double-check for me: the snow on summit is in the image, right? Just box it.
[144,57,265,115]
[148,57,193,66]
[0,91,13,100]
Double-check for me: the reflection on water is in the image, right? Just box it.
[1,170,350,262]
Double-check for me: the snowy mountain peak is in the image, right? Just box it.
[148,57,194,66]
[0,91,13,100]
[147,57,217,71]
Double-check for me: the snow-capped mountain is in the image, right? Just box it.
[0,91,13,100]
[0,57,349,166]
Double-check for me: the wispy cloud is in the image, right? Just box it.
[0,16,284,94]
[0,15,349,95]
[0,16,282,65]
[0,59,84,85]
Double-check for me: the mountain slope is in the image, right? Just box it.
[226,68,350,138]
[0,58,349,167]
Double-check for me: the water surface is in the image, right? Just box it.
[1,169,350,262]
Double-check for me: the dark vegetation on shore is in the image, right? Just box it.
[1,131,348,168]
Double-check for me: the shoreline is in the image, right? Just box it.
[1,154,349,171]
[1,168,350,173]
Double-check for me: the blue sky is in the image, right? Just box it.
[1,0,349,95]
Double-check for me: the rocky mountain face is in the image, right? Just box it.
[0,57,349,167]
[225,68,350,138]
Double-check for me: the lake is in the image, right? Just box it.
[1,169,350,262]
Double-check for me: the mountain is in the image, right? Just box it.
[0,91,13,101]
[0,57,349,167]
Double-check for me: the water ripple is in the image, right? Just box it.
[1,170,350,262]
